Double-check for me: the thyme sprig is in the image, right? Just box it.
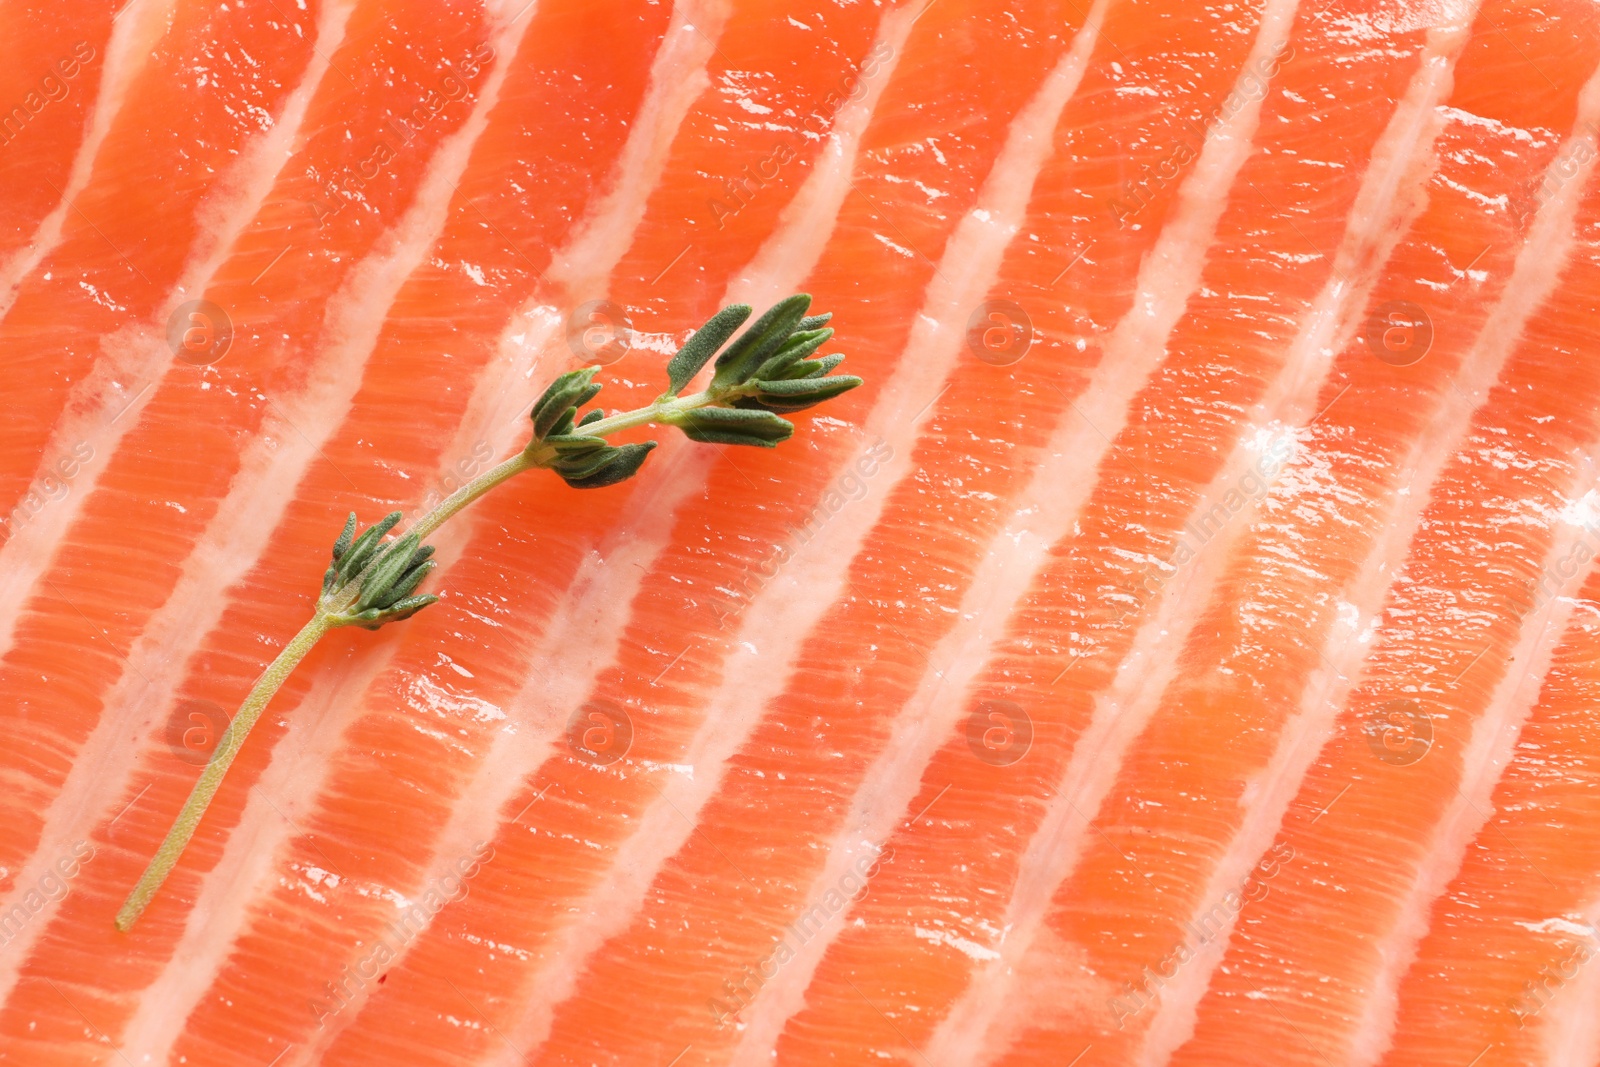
[114,296,857,932]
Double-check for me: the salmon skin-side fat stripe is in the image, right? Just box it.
[6,2,1600,1067]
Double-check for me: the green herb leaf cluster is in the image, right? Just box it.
[688,295,864,425]
[321,511,440,629]
[524,293,860,477]
[525,366,659,489]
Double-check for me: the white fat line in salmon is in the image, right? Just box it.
[0,41,98,148]
[308,43,497,229]
[1108,39,1294,229]
[1504,504,1600,623]
[707,843,895,1028]
[1106,841,1295,1030]
[1347,535,1600,1062]
[706,39,896,231]
[942,98,1325,1067]
[716,438,894,618]
[307,841,495,1028]
[0,841,94,950]
[720,4,1116,1049]
[1279,63,1600,1066]
[1509,923,1600,1028]
[0,0,161,318]
[0,0,360,1013]
[0,441,94,547]
[1515,119,1600,225]
[0,0,354,656]
[1113,432,1296,615]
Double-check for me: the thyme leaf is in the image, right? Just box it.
[665,302,751,396]
[669,406,795,447]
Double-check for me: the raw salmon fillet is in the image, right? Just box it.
[4,1,1600,1066]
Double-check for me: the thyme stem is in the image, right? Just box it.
[408,448,538,542]
[115,384,750,930]
[116,295,860,930]
[114,613,331,931]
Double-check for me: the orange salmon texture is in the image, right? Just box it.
[0,0,1597,1065]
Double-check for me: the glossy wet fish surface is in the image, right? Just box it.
[1,2,1598,1066]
